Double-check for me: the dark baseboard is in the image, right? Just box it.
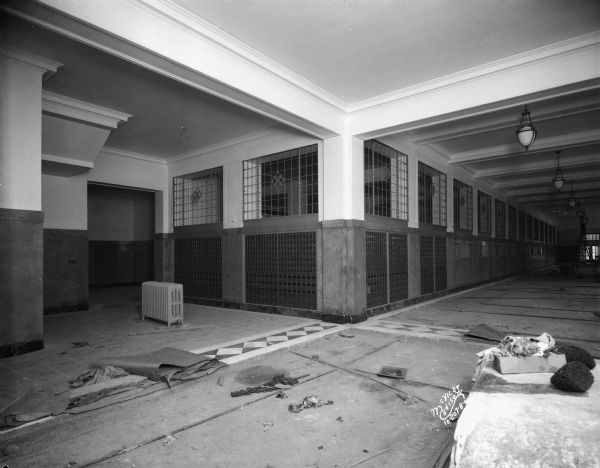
[0,339,44,359]
[185,297,361,324]
[44,302,89,315]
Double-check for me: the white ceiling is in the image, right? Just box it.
[3,0,600,225]
[173,0,600,103]
[3,17,281,159]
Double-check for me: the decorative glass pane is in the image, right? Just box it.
[364,140,408,220]
[173,167,222,227]
[478,191,491,234]
[453,179,472,231]
[418,162,447,226]
[243,144,318,220]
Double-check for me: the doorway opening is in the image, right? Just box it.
[87,183,156,309]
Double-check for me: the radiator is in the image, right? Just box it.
[141,281,184,327]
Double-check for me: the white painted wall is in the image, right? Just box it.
[90,150,168,233]
[42,173,87,229]
[169,128,320,231]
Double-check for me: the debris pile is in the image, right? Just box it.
[231,385,281,397]
[230,374,308,397]
[288,395,333,413]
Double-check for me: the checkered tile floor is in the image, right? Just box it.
[357,319,466,338]
[200,323,340,361]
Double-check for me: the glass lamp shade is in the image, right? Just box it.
[568,196,577,208]
[553,171,565,191]
[516,125,537,150]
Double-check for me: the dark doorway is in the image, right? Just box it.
[88,184,155,288]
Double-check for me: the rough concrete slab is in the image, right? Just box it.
[0,352,332,468]
[289,329,400,367]
[93,369,454,468]
[348,336,485,402]
[287,329,486,405]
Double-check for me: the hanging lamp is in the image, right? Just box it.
[552,151,565,191]
[516,105,537,151]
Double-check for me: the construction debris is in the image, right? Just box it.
[377,366,407,379]
[262,421,274,431]
[230,374,308,397]
[288,395,333,413]
[231,385,281,397]
[264,374,308,386]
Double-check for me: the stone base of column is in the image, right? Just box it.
[43,229,88,314]
[0,208,44,356]
[321,219,367,323]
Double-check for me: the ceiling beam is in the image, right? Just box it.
[449,130,600,165]
[473,151,600,178]
[414,102,600,146]
[525,195,600,207]
[510,182,599,197]
[492,167,600,189]
[515,188,600,202]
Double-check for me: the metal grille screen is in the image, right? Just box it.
[174,237,222,300]
[420,236,435,295]
[434,236,447,291]
[366,231,388,307]
[389,233,409,303]
[421,236,447,295]
[245,232,316,309]
[518,210,526,240]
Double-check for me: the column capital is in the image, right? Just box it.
[0,45,62,79]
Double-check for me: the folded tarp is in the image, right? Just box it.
[92,347,218,381]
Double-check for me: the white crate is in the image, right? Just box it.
[141,281,183,327]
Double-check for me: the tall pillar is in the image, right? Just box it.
[321,135,367,322]
[221,160,244,306]
[0,47,60,356]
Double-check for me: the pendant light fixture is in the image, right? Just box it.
[516,105,537,151]
[552,151,565,191]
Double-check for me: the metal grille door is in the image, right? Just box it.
[174,237,222,300]
[389,233,408,302]
[245,232,316,309]
[366,231,388,307]
[420,236,435,295]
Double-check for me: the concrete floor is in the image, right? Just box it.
[1,267,599,467]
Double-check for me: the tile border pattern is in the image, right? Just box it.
[190,322,342,364]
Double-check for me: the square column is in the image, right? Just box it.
[321,136,367,322]
[0,48,60,356]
